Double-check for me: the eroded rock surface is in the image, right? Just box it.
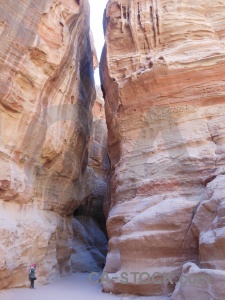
[71,216,108,272]
[101,0,225,296]
[171,263,225,300]
[0,0,95,288]
[72,86,110,272]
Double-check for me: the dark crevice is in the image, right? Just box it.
[73,196,108,238]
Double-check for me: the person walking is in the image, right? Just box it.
[29,264,37,289]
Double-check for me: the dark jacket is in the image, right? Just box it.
[29,268,36,279]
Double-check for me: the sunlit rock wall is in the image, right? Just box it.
[0,0,95,289]
[100,0,225,296]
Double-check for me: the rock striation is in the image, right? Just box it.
[0,0,96,289]
[100,0,225,296]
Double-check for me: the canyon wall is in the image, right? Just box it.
[72,86,110,272]
[101,0,225,297]
[0,0,96,288]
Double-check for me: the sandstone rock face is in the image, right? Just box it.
[71,86,110,272]
[0,0,95,289]
[101,0,225,296]
[171,263,225,300]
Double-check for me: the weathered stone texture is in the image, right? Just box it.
[71,86,110,273]
[0,0,95,288]
[101,0,225,296]
[171,263,225,300]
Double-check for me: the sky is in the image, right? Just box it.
[89,0,108,85]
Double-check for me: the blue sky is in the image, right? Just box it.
[89,0,108,85]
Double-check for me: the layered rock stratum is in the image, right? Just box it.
[0,0,96,288]
[101,0,225,297]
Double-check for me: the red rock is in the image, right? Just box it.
[0,0,96,288]
[101,0,225,296]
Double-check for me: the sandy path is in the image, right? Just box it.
[0,273,171,300]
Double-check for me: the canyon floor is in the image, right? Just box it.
[0,273,171,300]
